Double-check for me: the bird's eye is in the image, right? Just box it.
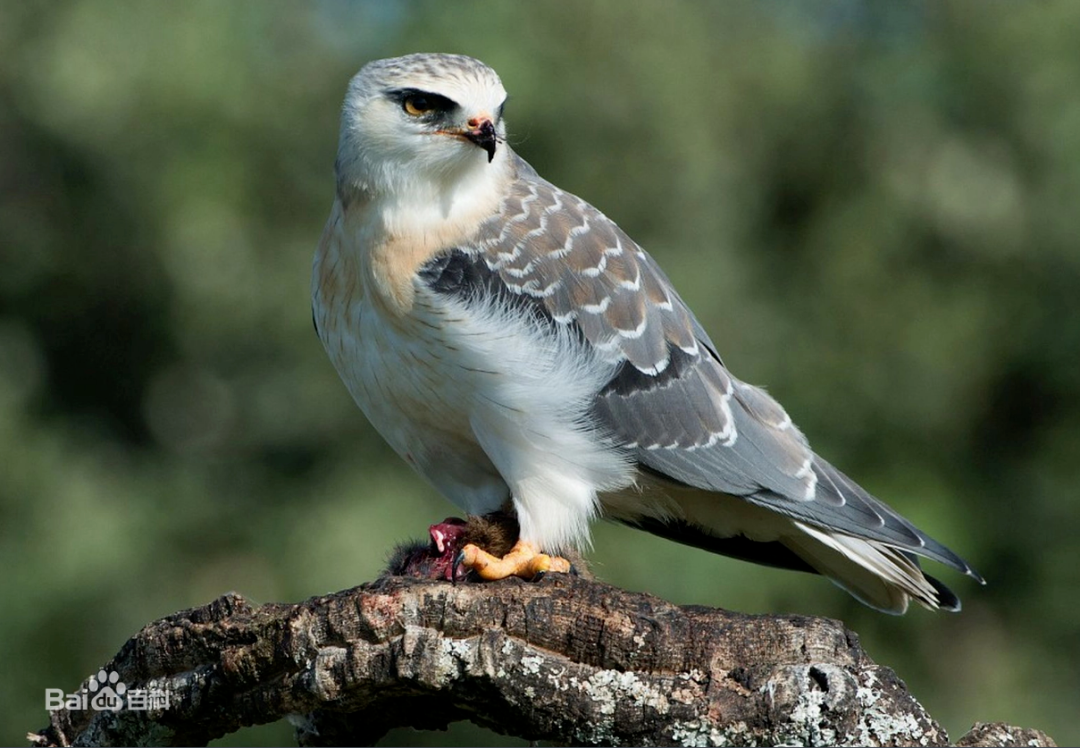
[403,95,432,116]
[392,89,457,118]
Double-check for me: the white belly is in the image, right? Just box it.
[336,292,511,515]
[314,275,635,550]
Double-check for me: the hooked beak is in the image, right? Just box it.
[463,117,497,163]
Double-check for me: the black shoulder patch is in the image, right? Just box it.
[418,249,554,327]
[417,249,488,295]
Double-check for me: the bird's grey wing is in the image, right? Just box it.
[460,157,977,578]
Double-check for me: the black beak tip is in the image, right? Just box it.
[466,120,498,163]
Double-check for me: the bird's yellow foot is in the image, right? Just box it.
[456,538,571,580]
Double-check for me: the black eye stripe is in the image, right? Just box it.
[388,88,458,115]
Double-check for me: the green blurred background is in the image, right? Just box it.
[3,1,1078,745]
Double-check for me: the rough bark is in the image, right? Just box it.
[29,574,1055,747]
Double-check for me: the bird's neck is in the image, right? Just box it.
[340,149,513,243]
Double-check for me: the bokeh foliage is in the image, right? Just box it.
[2,1,1078,745]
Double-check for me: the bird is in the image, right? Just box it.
[312,53,983,614]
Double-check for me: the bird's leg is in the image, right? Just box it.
[457,538,572,580]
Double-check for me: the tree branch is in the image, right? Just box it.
[30,575,1055,747]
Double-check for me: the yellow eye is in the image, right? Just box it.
[403,95,431,116]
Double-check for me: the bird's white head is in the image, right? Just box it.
[336,53,510,204]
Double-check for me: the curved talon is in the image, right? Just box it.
[451,549,466,584]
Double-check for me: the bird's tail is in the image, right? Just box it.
[781,522,960,614]
[608,482,970,614]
